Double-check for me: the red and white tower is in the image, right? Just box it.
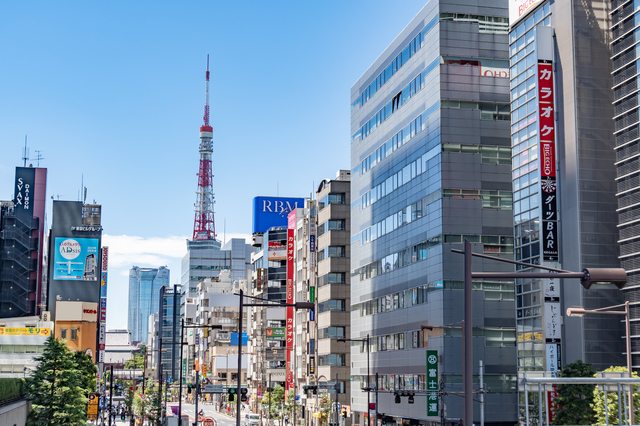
[193,56,216,241]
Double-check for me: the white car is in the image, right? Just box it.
[241,413,261,426]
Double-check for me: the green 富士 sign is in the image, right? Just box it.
[426,350,438,417]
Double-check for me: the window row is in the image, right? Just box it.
[0,345,45,354]
[317,246,346,262]
[351,15,438,111]
[443,188,513,209]
[318,193,345,210]
[0,364,34,373]
[317,219,346,236]
[360,192,440,245]
[354,233,514,281]
[60,328,78,341]
[352,58,439,143]
[318,354,346,367]
[352,374,427,393]
[360,144,440,210]
[359,113,425,175]
[441,143,512,165]
[440,100,511,121]
[318,299,346,313]
[509,4,550,45]
[318,272,346,287]
[353,280,514,318]
[440,13,509,33]
[318,326,345,339]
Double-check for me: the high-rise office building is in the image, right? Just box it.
[180,239,253,324]
[128,266,170,342]
[610,0,640,367]
[508,0,625,384]
[158,284,180,382]
[0,166,47,318]
[350,2,516,424]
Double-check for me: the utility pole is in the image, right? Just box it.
[108,364,114,426]
[195,371,200,426]
[374,373,378,426]
[178,319,185,426]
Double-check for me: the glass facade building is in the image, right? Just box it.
[350,1,517,424]
[508,0,625,385]
[611,0,640,367]
[128,266,170,342]
[158,284,180,382]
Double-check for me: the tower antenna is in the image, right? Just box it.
[22,135,29,167]
[192,55,216,241]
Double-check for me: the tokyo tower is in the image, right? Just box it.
[193,55,216,241]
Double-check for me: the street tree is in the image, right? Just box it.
[71,350,97,394]
[26,337,88,426]
[552,360,596,425]
[592,366,640,425]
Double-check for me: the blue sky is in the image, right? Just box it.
[0,1,428,329]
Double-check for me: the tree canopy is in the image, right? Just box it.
[552,360,596,425]
[26,337,92,426]
[592,366,640,425]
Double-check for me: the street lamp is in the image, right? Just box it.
[453,239,628,426]
[567,302,633,424]
[235,289,315,426]
[337,335,371,426]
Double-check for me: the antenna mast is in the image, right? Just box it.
[22,135,29,167]
[192,55,216,241]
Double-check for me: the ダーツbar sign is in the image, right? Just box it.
[426,350,438,417]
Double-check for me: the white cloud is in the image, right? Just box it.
[102,234,188,268]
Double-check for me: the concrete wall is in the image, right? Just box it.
[0,399,29,426]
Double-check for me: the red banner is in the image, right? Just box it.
[285,211,297,396]
[547,385,559,423]
[537,63,555,143]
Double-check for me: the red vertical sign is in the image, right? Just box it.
[547,385,559,422]
[285,210,297,397]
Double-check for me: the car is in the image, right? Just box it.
[241,413,261,426]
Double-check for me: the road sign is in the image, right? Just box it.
[87,393,99,420]
[203,384,225,394]
[203,418,215,426]
[168,377,172,384]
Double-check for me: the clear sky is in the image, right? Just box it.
[0,1,429,330]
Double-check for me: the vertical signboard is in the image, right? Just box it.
[14,167,35,221]
[547,385,559,422]
[285,210,296,397]
[426,350,438,416]
[537,61,559,261]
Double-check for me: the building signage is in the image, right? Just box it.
[0,327,50,336]
[509,0,544,27]
[252,196,305,234]
[544,301,561,341]
[547,385,559,423]
[71,226,103,232]
[87,393,99,420]
[100,247,109,297]
[546,343,561,376]
[53,237,100,281]
[426,350,439,416]
[479,65,510,78]
[267,369,286,381]
[99,298,107,321]
[265,349,286,362]
[266,327,285,340]
[537,61,559,261]
[14,167,35,221]
[285,210,296,397]
[268,241,287,260]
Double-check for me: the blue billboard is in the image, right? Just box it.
[54,237,100,281]
[230,332,248,346]
[252,196,305,233]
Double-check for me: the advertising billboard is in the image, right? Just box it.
[54,237,100,280]
[267,241,287,260]
[252,196,304,234]
[509,0,543,27]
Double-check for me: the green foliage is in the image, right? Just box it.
[133,382,162,424]
[552,360,596,425]
[263,385,285,419]
[592,366,640,425]
[316,392,333,426]
[124,385,135,411]
[518,399,546,426]
[0,378,25,402]
[71,350,97,394]
[25,337,89,426]
[125,352,145,369]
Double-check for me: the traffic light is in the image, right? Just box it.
[241,387,248,402]
[303,385,318,395]
[394,392,401,404]
[228,388,237,401]
[121,414,125,421]
[188,384,193,394]
[407,393,414,404]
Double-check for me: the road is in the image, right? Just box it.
[172,402,244,426]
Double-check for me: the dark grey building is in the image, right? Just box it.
[350,2,516,424]
[158,284,181,382]
[611,0,640,368]
[46,201,103,320]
